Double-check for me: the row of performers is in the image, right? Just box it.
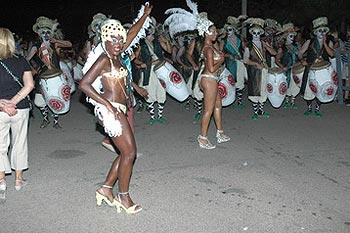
[28,14,338,127]
[103,15,338,121]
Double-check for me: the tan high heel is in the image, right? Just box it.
[96,185,116,207]
[114,192,142,214]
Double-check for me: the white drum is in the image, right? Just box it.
[154,60,190,102]
[60,60,76,93]
[291,62,305,88]
[40,73,71,114]
[308,61,338,103]
[266,67,288,108]
[218,68,236,107]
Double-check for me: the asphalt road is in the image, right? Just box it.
[1,89,349,233]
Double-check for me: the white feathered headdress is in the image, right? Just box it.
[164,0,213,38]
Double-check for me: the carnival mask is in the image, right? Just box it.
[315,29,327,40]
[251,29,262,39]
[286,33,295,44]
[226,27,234,36]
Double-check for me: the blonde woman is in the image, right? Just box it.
[0,28,34,199]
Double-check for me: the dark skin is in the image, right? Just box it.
[79,4,152,210]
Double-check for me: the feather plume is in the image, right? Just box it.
[82,43,104,75]
[122,4,151,57]
[186,0,198,16]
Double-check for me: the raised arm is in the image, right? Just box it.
[123,3,153,51]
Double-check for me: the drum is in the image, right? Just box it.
[40,73,71,114]
[266,67,288,108]
[291,62,305,88]
[218,68,236,107]
[154,60,190,102]
[308,61,338,103]
[60,60,76,93]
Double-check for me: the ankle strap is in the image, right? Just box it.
[119,192,129,196]
[198,135,208,140]
[102,184,113,189]
[217,129,224,133]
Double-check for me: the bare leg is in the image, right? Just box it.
[199,78,217,137]
[110,114,138,209]
[212,92,223,130]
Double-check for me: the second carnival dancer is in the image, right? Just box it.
[165,0,231,149]
[27,16,73,128]
[221,15,248,109]
[243,18,277,120]
[298,16,335,117]
[275,22,302,109]
[79,3,152,214]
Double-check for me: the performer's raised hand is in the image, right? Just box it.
[144,2,153,16]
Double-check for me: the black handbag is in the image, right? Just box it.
[0,60,33,110]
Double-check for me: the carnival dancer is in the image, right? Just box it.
[137,17,171,124]
[165,0,230,149]
[298,16,335,117]
[221,16,247,109]
[79,3,152,214]
[275,22,301,109]
[27,16,72,128]
[243,18,277,120]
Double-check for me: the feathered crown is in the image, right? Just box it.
[164,0,213,38]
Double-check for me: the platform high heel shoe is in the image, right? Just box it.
[96,185,117,207]
[114,192,142,214]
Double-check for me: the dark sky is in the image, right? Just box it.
[2,0,349,44]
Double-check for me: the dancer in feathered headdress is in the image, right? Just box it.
[79,3,153,215]
[82,3,152,152]
[165,0,231,149]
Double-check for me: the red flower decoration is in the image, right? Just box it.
[326,86,334,96]
[158,78,166,88]
[309,83,318,93]
[170,71,182,84]
[61,85,71,101]
[293,75,300,84]
[266,83,273,93]
[227,75,235,86]
[218,83,227,98]
[332,71,338,85]
[279,82,287,95]
[49,99,64,111]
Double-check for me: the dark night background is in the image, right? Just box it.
[1,0,350,45]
